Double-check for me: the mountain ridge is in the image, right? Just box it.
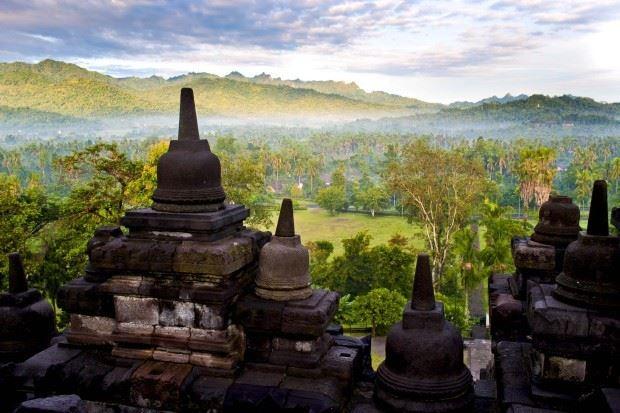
[0,60,618,134]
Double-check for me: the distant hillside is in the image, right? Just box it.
[0,60,407,119]
[442,94,620,123]
[341,94,620,139]
[449,93,529,109]
[225,71,440,110]
[1,60,618,139]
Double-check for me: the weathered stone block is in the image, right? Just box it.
[189,325,244,354]
[153,348,190,364]
[534,351,587,382]
[236,363,286,387]
[280,375,342,406]
[159,301,195,327]
[188,375,233,410]
[195,303,226,329]
[15,395,84,413]
[129,361,193,410]
[236,290,339,338]
[153,326,190,348]
[146,241,177,273]
[111,347,154,360]
[321,345,360,382]
[114,296,159,325]
[99,275,143,295]
[528,288,590,338]
[173,236,254,275]
[12,344,82,390]
[281,290,339,337]
[269,334,333,369]
[57,278,114,317]
[113,322,155,346]
[67,314,116,346]
[189,352,239,369]
[513,239,556,271]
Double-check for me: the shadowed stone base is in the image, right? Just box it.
[236,290,339,338]
[8,334,368,413]
[254,284,313,302]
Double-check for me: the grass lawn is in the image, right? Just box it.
[255,207,425,255]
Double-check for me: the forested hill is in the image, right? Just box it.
[342,95,620,139]
[224,71,440,111]
[1,60,619,138]
[0,59,410,119]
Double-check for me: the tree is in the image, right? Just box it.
[313,231,415,298]
[350,288,407,336]
[219,152,272,227]
[385,140,487,281]
[478,200,531,275]
[316,185,346,215]
[0,174,57,291]
[609,157,620,195]
[513,146,557,209]
[356,184,389,217]
[55,143,143,226]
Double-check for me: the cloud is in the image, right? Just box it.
[0,0,619,102]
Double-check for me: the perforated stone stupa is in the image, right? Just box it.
[491,180,620,413]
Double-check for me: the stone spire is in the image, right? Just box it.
[375,253,473,413]
[554,180,620,311]
[177,88,201,142]
[411,254,435,311]
[586,180,608,236]
[255,199,312,301]
[151,88,225,212]
[275,198,295,237]
[8,252,28,294]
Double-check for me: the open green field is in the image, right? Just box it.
[256,207,424,255]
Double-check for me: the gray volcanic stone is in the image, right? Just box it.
[376,254,473,413]
[255,199,312,301]
[151,88,226,212]
[15,395,84,413]
[236,289,339,338]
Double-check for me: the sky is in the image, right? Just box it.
[1,0,620,103]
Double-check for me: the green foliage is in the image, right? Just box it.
[0,174,58,289]
[514,146,557,209]
[349,288,407,336]
[0,60,398,119]
[478,200,531,275]
[311,231,415,298]
[386,139,488,279]
[316,185,346,215]
[355,184,389,217]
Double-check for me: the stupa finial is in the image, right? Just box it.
[275,198,295,237]
[587,180,608,236]
[178,88,201,142]
[411,254,435,311]
[8,252,28,294]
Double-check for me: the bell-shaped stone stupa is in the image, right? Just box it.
[375,254,473,413]
[554,180,620,311]
[152,88,226,212]
[0,253,56,363]
[255,198,313,301]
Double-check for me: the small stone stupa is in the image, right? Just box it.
[151,87,226,212]
[489,194,580,343]
[0,253,56,364]
[512,194,580,295]
[554,180,620,310]
[255,198,312,301]
[376,254,473,413]
[517,180,620,408]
